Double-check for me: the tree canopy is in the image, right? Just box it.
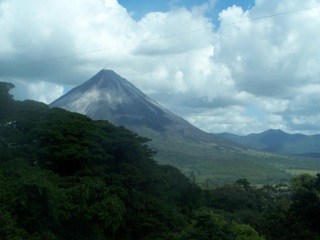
[0,82,15,123]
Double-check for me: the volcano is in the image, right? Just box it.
[50,69,293,184]
[50,69,213,141]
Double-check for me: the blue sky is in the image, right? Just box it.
[1,0,320,135]
[118,0,255,21]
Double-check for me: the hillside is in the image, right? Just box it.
[0,85,199,239]
[216,129,320,158]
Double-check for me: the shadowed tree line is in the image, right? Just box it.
[0,82,319,239]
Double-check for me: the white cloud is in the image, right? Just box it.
[28,82,64,104]
[1,0,320,134]
[288,84,320,115]
[12,80,64,104]
[216,2,320,99]
[185,106,262,135]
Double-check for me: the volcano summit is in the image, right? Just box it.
[50,69,195,132]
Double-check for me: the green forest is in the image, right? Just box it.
[1,82,320,240]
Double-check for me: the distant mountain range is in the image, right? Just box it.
[50,70,320,184]
[215,129,320,158]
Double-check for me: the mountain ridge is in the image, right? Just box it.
[215,129,320,157]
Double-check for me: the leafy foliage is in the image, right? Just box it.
[0,82,15,123]
[0,83,318,239]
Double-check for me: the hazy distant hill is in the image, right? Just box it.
[216,129,320,158]
[50,70,319,184]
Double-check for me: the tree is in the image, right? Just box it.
[176,210,265,240]
[0,82,15,123]
[61,177,125,240]
[230,222,265,240]
[288,174,320,238]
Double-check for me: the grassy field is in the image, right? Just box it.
[132,126,320,186]
[284,169,319,176]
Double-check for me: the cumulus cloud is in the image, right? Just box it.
[1,0,320,134]
[11,80,64,104]
[216,1,320,98]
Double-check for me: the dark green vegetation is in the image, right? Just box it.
[1,82,320,239]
